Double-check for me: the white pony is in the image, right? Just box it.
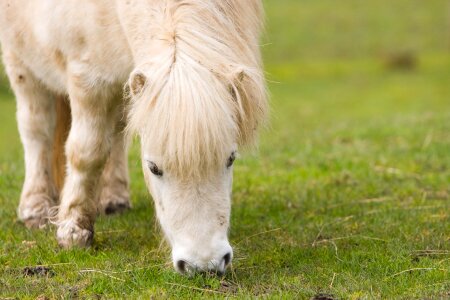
[0,0,267,274]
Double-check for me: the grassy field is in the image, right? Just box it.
[1,0,449,298]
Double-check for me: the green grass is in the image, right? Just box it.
[1,0,449,298]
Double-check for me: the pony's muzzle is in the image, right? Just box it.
[173,247,233,275]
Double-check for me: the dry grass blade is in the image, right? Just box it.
[236,228,282,245]
[96,230,126,234]
[385,268,448,280]
[412,250,450,255]
[16,262,76,270]
[110,263,169,274]
[329,272,337,289]
[326,196,393,209]
[311,216,355,246]
[165,282,226,295]
[79,269,125,282]
[314,235,387,245]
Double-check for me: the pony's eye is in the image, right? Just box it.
[226,152,236,168]
[148,161,163,177]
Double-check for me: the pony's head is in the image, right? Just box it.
[124,0,266,274]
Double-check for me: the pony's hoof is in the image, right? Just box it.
[57,221,94,248]
[100,194,131,215]
[18,194,54,229]
[104,201,131,215]
[23,217,47,229]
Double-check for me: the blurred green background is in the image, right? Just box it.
[0,0,449,298]
[1,0,449,156]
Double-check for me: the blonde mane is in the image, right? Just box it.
[126,0,267,179]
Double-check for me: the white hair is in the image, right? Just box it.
[126,0,268,179]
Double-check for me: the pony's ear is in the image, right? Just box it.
[229,67,267,147]
[129,71,147,96]
[236,69,245,83]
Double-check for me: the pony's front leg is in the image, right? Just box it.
[2,51,57,228]
[56,75,119,248]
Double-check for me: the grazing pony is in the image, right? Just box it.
[0,0,267,274]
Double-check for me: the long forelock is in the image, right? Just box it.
[135,62,238,179]
[126,0,267,179]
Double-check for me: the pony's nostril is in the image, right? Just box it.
[223,252,231,266]
[176,260,187,273]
